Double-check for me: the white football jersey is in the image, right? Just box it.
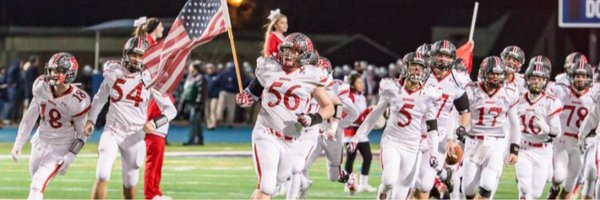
[506,73,527,95]
[255,57,328,137]
[516,92,563,144]
[28,77,91,144]
[88,61,176,132]
[555,73,570,85]
[425,69,471,137]
[378,78,442,147]
[319,77,356,129]
[466,82,520,137]
[553,83,596,144]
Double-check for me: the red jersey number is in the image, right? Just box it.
[476,107,503,127]
[267,81,301,110]
[397,104,414,127]
[111,79,143,107]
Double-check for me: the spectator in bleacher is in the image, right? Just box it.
[216,62,239,127]
[205,63,220,130]
[23,55,40,103]
[182,61,206,145]
[0,66,7,128]
[3,58,24,124]
[241,61,258,124]
[364,65,378,105]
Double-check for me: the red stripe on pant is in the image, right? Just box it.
[40,165,60,193]
[144,134,165,199]
[254,144,262,189]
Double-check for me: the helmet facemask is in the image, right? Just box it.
[124,52,144,73]
[571,73,591,91]
[432,51,454,70]
[404,63,428,84]
[502,55,521,74]
[46,67,68,86]
[485,71,505,89]
[280,47,301,72]
[526,74,547,94]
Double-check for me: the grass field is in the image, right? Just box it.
[0,142,535,199]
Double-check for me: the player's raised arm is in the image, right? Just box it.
[11,96,41,162]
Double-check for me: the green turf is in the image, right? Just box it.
[0,142,550,199]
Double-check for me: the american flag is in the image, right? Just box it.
[143,0,229,94]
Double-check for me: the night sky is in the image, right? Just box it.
[0,0,593,69]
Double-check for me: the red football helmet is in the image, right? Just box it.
[46,52,79,86]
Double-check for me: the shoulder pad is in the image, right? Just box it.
[32,76,49,100]
[378,78,400,98]
[256,56,279,72]
[451,69,472,87]
[70,87,92,117]
[102,60,124,81]
[301,65,328,86]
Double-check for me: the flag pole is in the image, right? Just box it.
[227,28,244,93]
[468,2,479,41]
[221,0,244,93]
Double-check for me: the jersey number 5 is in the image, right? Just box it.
[111,79,143,107]
[397,104,414,127]
[267,81,301,110]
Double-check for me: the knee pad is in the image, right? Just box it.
[259,183,276,196]
[327,164,341,182]
[122,168,140,188]
[30,178,43,193]
[292,162,305,174]
[478,186,492,198]
[480,168,500,193]
[96,167,111,181]
[415,170,435,192]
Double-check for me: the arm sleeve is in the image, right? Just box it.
[453,92,470,114]
[150,89,177,122]
[14,97,40,150]
[353,98,388,142]
[508,104,521,144]
[426,123,440,155]
[338,91,359,128]
[547,98,563,137]
[71,94,91,138]
[580,103,600,140]
[87,79,111,124]
[548,114,562,138]
[246,78,264,98]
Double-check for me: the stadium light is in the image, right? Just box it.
[227,0,243,7]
